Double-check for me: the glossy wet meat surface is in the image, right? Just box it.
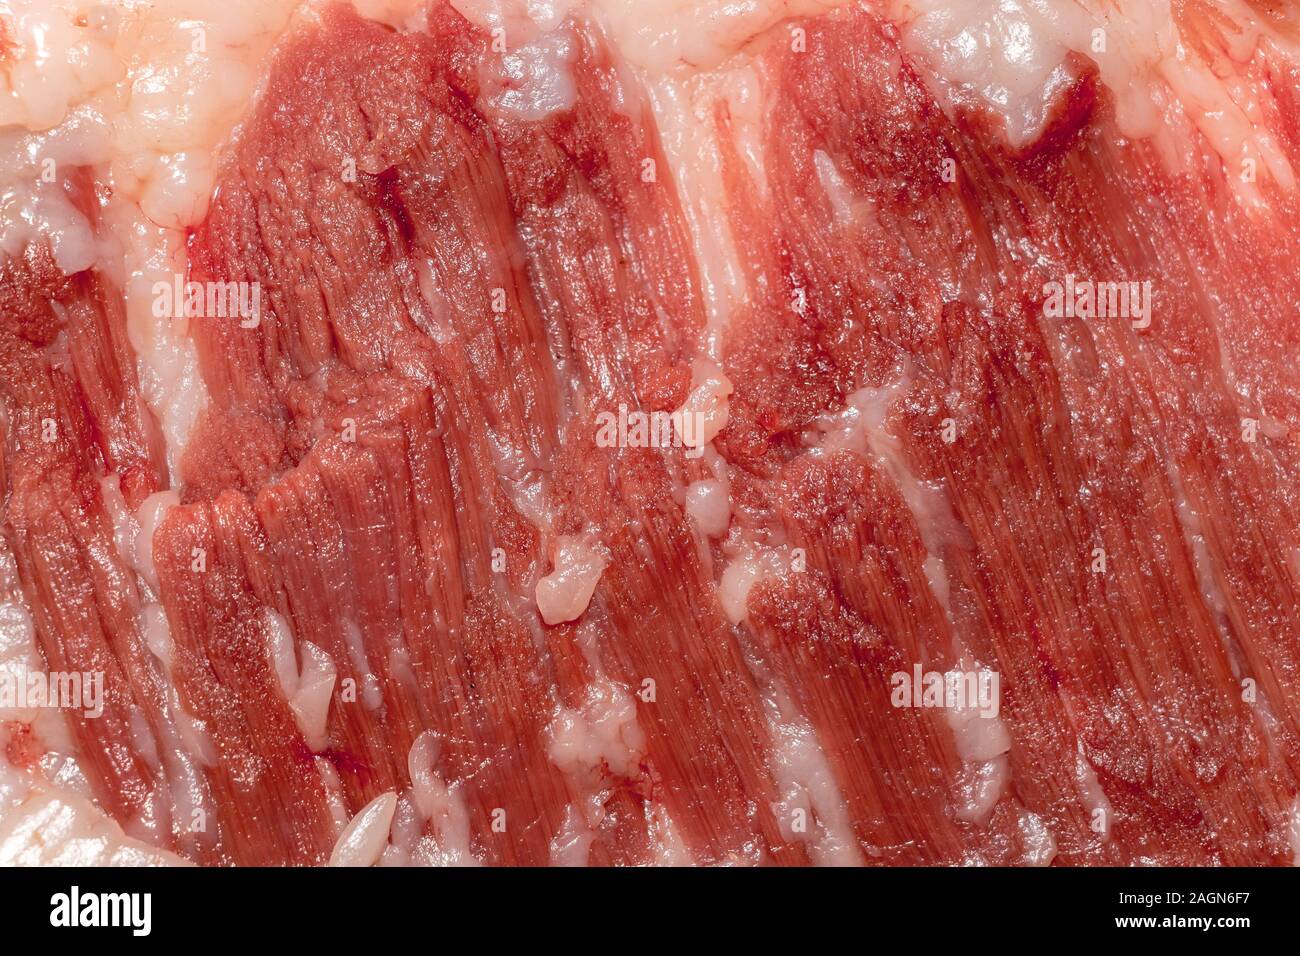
[3,0,1300,865]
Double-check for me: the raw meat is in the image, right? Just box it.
[1,0,1299,866]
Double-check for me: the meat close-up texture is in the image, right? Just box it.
[1,0,1299,866]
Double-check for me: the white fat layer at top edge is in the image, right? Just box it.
[589,0,849,75]
[895,0,1298,207]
